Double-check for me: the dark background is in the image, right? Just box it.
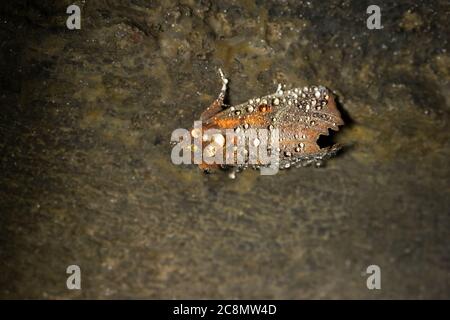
[0,0,449,299]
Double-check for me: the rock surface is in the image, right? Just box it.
[0,0,449,298]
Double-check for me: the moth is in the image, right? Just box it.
[190,69,344,178]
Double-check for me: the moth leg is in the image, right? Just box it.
[275,83,283,95]
[200,68,229,121]
[218,68,228,103]
[228,167,238,179]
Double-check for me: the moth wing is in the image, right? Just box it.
[276,89,344,155]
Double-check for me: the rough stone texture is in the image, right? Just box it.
[0,0,449,299]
